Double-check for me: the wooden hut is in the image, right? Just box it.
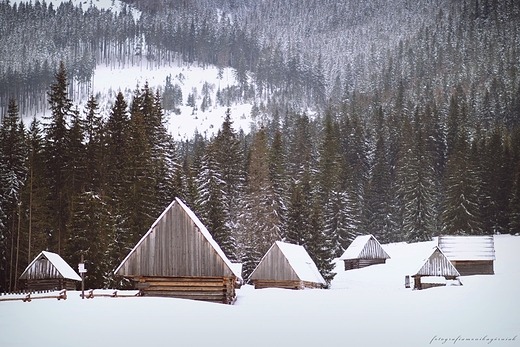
[339,234,390,270]
[248,241,326,290]
[114,197,241,304]
[412,246,461,290]
[19,251,81,291]
[438,235,495,275]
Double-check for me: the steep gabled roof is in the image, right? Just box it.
[249,241,325,285]
[438,235,495,261]
[339,234,390,260]
[414,246,460,277]
[115,197,241,279]
[19,251,81,281]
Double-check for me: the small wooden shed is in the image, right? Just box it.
[19,251,81,291]
[412,246,461,290]
[248,241,326,290]
[114,197,241,304]
[438,235,495,275]
[339,234,391,270]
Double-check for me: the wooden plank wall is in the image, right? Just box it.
[249,244,300,281]
[358,238,389,260]
[117,203,234,278]
[344,258,386,270]
[252,279,323,290]
[22,259,62,280]
[25,279,77,291]
[135,276,236,304]
[451,260,494,275]
[416,248,460,277]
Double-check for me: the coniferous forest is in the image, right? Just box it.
[1,0,520,292]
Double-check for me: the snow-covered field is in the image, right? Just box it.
[1,235,518,347]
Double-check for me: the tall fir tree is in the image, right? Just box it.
[43,61,74,255]
[239,126,280,278]
[442,109,483,235]
[0,98,27,291]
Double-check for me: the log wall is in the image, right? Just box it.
[134,276,236,304]
[344,258,386,270]
[25,279,77,291]
[252,280,323,290]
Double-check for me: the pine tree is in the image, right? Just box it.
[213,109,245,244]
[83,95,105,193]
[362,107,394,243]
[43,61,74,255]
[284,180,309,245]
[22,117,48,267]
[239,127,280,277]
[397,110,437,243]
[0,98,27,291]
[442,115,483,235]
[66,191,112,289]
[195,141,234,260]
[306,199,336,287]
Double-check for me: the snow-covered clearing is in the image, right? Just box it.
[1,235,518,347]
[89,62,253,141]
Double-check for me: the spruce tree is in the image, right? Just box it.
[239,127,280,277]
[306,199,336,287]
[0,98,27,291]
[442,117,483,235]
[195,141,234,260]
[44,61,74,255]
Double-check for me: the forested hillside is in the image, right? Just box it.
[1,0,520,292]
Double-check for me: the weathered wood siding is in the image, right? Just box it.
[116,202,234,278]
[451,260,494,275]
[249,244,300,282]
[359,238,390,259]
[344,258,386,270]
[135,276,236,304]
[416,248,460,278]
[25,279,77,291]
[20,258,63,280]
[252,279,322,290]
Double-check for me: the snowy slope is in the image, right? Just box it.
[1,235,518,347]
[89,62,253,141]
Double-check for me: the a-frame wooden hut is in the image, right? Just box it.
[412,246,461,290]
[115,197,241,304]
[438,235,495,275]
[339,234,391,270]
[248,241,326,290]
[19,251,81,291]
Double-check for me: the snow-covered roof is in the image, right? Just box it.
[20,251,82,281]
[339,234,390,260]
[115,198,242,279]
[438,235,495,261]
[274,241,326,284]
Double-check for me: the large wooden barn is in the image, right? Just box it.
[339,234,391,270]
[115,197,241,304]
[248,241,326,290]
[438,235,495,275]
[19,251,81,291]
[412,246,461,290]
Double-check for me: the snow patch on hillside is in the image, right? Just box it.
[88,62,253,140]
